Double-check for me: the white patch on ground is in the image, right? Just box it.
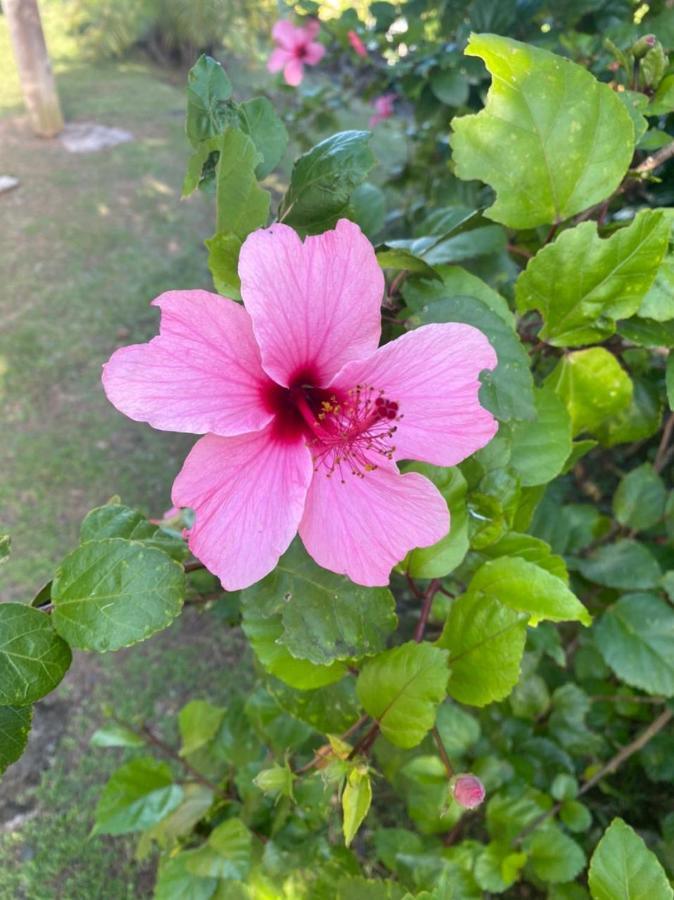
[0,175,20,193]
[59,122,133,154]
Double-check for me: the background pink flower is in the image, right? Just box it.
[347,30,368,58]
[267,19,325,86]
[369,93,396,127]
[102,220,497,590]
[452,774,486,809]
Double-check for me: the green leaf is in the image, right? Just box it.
[468,557,591,626]
[639,248,674,323]
[342,766,373,846]
[595,593,674,697]
[182,135,220,197]
[406,465,469,578]
[179,700,225,756]
[155,852,218,900]
[412,288,535,421]
[560,799,592,833]
[0,603,71,706]
[480,532,568,582]
[475,841,526,892]
[143,783,214,851]
[577,540,661,590]
[356,642,449,748]
[618,317,674,347]
[0,705,32,776]
[451,34,634,228]
[246,541,396,667]
[525,827,586,884]
[437,591,528,706]
[595,377,662,448]
[430,68,469,106]
[52,538,184,652]
[279,130,375,233]
[547,348,633,436]
[186,55,233,146]
[510,386,572,486]
[434,702,481,757]
[613,463,666,531]
[214,128,270,239]
[93,757,183,835]
[0,534,9,566]
[667,354,674,410]
[588,817,673,900]
[187,818,252,880]
[80,503,187,561]
[376,247,440,281]
[239,97,288,179]
[205,232,242,300]
[90,723,145,748]
[515,211,669,346]
[349,182,386,240]
[436,265,514,325]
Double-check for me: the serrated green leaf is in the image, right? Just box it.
[547,348,633,436]
[510,385,572,486]
[588,817,673,900]
[239,97,288,179]
[186,55,233,146]
[80,503,187,561]
[412,288,535,421]
[525,827,586,884]
[475,841,525,892]
[93,757,183,835]
[480,532,568,582]
[0,705,32,776]
[52,538,184,652]
[516,211,668,346]
[215,128,270,239]
[342,766,373,846]
[279,130,375,233]
[357,642,449,748]
[186,818,252,880]
[437,591,528,706]
[179,700,225,757]
[406,465,468,578]
[639,251,674,322]
[595,593,674,697]
[0,603,71,706]
[451,34,634,228]
[577,540,661,590]
[613,463,666,531]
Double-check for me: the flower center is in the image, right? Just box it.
[292,383,401,481]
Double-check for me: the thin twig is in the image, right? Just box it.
[184,560,206,573]
[635,140,674,174]
[414,579,440,642]
[294,715,370,775]
[590,694,666,705]
[432,726,454,779]
[654,412,674,473]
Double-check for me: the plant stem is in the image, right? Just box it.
[414,579,440,642]
[184,560,206,573]
[294,715,370,775]
[432,726,454,779]
[654,412,674,473]
[634,140,674,174]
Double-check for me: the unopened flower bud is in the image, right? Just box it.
[452,774,485,809]
[632,34,658,58]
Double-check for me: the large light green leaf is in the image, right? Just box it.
[215,128,270,239]
[516,211,669,346]
[595,594,674,697]
[510,386,572,486]
[438,591,528,706]
[186,818,252,880]
[80,503,187,561]
[588,818,673,900]
[451,34,634,228]
[93,757,183,835]
[0,603,71,706]
[613,463,666,531]
[51,538,184,652]
[411,286,535,421]
[239,97,288,179]
[185,55,233,146]
[480,532,568,582]
[342,766,373,847]
[279,131,375,233]
[154,852,218,900]
[577,540,661,590]
[179,700,225,757]
[639,242,674,323]
[356,642,449,748]
[525,827,586,884]
[406,465,469,578]
[468,557,591,626]
[0,705,32,776]
[547,348,633,436]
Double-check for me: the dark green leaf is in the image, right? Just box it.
[525,827,586,884]
[613,464,666,531]
[93,757,183,835]
[80,503,187,561]
[215,129,270,239]
[577,540,661,590]
[510,386,572,486]
[0,705,32,776]
[186,55,233,146]
[238,97,288,179]
[0,603,71,706]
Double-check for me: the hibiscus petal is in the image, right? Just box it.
[283,58,305,86]
[330,323,498,466]
[302,19,321,41]
[303,41,326,65]
[239,219,384,388]
[267,47,292,73]
[272,19,300,49]
[102,290,273,436]
[173,428,313,590]
[299,465,449,586]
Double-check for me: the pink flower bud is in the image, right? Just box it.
[452,774,485,809]
[348,30,368,58]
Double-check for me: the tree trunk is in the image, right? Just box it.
[4,0,63,137]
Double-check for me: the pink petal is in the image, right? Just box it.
[172,428,313,590]
[272,19,299,49]
[329,323,498,466]
[299,465,449,586]
[102,290,273,436]
[303,41,326,66]
[239,220,384,388]
[302,19,321,41]
[267,47,291,73]
[283,58,304,86]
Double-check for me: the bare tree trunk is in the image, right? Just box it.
[4,0,63,137]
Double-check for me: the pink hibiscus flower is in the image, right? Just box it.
[347,30,368,58]
[267,19,325,87]
[102,220,497,590]
[369,93,396,127]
